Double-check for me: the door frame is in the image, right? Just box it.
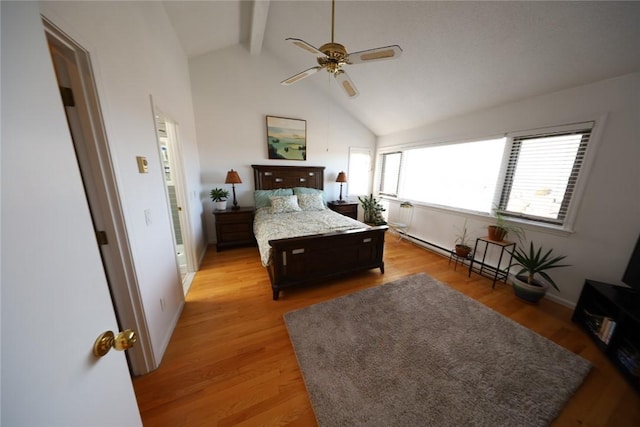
[151,102,197,294]
[44,17,156,375]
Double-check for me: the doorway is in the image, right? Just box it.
[153,112,196,294]
[44,18,155,375]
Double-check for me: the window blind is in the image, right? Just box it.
[379,152,402,196]
[498,124,592,224]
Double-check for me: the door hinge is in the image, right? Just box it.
[96,230,108,245]
[59,86,75,107]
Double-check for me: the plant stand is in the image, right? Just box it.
[448,250,472,271]
[468,237,516,288]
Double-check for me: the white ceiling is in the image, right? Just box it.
[163,0,640,136]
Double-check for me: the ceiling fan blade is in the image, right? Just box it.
[281,66,323,85]
[347,45,403,65]
[286,38,325,56]
[335,70,359,98]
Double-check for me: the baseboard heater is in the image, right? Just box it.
[400,233,451,257]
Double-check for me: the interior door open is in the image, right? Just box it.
[44,18,154,374]
[1,3,142,424]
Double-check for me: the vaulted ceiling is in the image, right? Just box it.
[162,0,640,136]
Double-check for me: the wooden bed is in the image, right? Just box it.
[252,164,388,300]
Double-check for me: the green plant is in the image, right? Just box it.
[490,207,525,243]
[358,194,387,225]
[209,188,229,202]
[510,242,570,291]
[454,219,472,248]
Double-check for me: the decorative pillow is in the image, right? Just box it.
[297,193,326,211]
[293,187,327,205]
[254,188,293,209]
[269,195,302,214]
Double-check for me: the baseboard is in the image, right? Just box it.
[156,298,185,367]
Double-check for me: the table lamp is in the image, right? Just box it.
[336,171,347,203]
[225,169,242,210]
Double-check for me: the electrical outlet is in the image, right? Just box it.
[144,209,152,226]
[160,298,165,312]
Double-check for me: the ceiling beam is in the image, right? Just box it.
[249,0,270,55]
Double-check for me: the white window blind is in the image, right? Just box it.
[498,123,592,224]
[379,152,402,196]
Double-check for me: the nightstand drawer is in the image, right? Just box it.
[216,211,252,224]
[213,207,255,251]
[327,201,358,220]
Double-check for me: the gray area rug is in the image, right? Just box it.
[284,273,591,427]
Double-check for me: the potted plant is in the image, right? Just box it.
[454,219,473,258]
[210,188,230,211]
[358,194,387,226]
[509,242,570,303]
[488,208,525,243]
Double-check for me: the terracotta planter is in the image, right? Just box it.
[488,225,507,242]
[455,244,472,258]
[509,274,548,303]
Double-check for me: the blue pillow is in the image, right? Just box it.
[254,188,293,209]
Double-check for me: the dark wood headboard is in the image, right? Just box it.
[252,165,325,190]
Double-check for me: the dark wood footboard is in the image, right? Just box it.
[267,225,387,300]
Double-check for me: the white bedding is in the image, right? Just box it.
[253,207,368,266]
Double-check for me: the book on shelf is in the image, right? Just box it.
[616,343,640,378]
[583,309,616,344]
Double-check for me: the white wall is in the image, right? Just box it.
[34,2,205,364]
[189,45,377,242]
[378,73,640,306]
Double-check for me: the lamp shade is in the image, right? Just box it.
[336,171,347,183]
[225,169,242,184]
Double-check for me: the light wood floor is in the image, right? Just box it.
[133,238,639,426]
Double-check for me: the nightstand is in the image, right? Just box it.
[213,207,255,251]
[327,201,358,220]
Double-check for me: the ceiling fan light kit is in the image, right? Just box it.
[281,0,402,98]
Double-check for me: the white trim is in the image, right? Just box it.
[151,100,198,295]
[42,17,156,375]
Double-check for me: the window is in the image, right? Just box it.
[380,138,505,211]
[347,148,371,196]
[377,121,594,228]
[498,124,592,224]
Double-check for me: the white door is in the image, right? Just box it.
[1,2,142,426]
[44,18,155,375]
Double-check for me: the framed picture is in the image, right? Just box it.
[266,115,307,160]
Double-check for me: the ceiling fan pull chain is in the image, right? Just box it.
[331,0,335,43]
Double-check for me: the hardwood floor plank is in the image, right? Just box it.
[133,239,639,426]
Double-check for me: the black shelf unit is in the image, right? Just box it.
[572,280,640,393]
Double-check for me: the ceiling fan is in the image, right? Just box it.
[280,0,402,98]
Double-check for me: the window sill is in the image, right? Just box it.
[380,196,574,238]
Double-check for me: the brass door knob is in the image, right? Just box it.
[93,329,137,357]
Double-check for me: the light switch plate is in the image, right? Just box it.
[136,156,148,173]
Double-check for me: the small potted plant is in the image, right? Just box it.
[488,209,525,243]
[358,194,387,226]
[454,219,473,258]
[210,188,230,211]
[488,209,508,241]
[509,242,570,303]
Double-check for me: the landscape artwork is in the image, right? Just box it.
[266,116,307,160]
